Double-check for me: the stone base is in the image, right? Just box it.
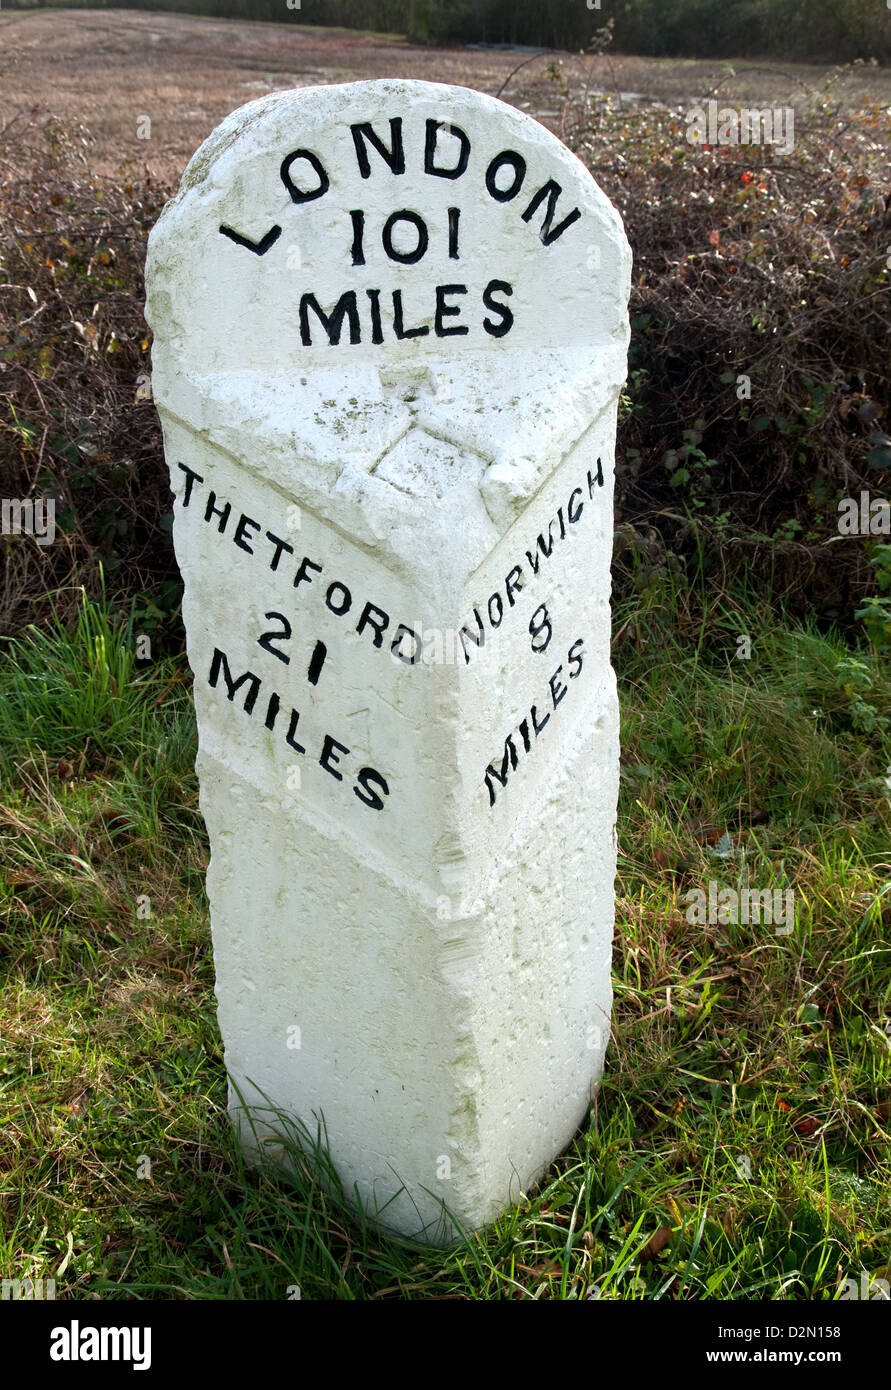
[200,685,617,1241]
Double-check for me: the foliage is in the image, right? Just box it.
[568,66,891,631]
[0,590,888,1298]
[7,0,891,64]
[0,113,176,642]
[1,61,889,653]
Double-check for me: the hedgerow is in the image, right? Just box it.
[1,68,889,647]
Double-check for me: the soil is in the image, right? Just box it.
[1,9,889,181]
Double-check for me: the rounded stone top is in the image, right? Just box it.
[146,78,631,371]
[145,79,631,560]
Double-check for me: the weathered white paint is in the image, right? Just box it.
[145,79,631,1242]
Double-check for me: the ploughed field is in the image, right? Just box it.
[1,8,890,180]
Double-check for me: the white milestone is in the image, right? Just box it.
[145,79,631,1242]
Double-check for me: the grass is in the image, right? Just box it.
[0,582,889,1300]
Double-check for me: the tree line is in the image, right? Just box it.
[9,0,891,64]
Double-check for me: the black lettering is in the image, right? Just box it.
[354,766,390,811]
[482,279,514,338]
[505,565,524,606]
[459,608,485,664]
[233,513,261,554]
[325,581,352,616]
[521,179,582,245]
[177,461,203,507]
[529,603,552,653]
[218,224,282,255]
[294,556,322,590]
[209,648,261,715]
[588,458,604,493]
[264,691,281,730]
[306,640,327,687]
[518,717,532,753]
[531,703,551,735]
[391,624,422,665]
[351,119,405,178]
[280,149,329,204]
[424,120,470,179]
[367,288,384,344]
[357,601,390,647]
[435,284,468,337]
[204,491,231,533]
[487,592,504,627]
[485,734,519,807]
[285,707,306,755]
[549,665,567,708]
[265,531,294,572]
[525,523,557,574]
[258,612,292,664]
[485,150,526,202]
[567,637,584,679]
[382,210,428,265]
[568,488,584,523]
[392,289,429,339]
[299,291,361,346]
[320,732,349,781]
[448,206,460,260]
[349,209,366,265]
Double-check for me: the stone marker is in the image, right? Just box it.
[145,79,631,1242]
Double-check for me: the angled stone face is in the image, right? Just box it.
[146,78,631,1241]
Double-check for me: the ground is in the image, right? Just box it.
[1,8,890,179]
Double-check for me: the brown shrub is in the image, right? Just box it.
[0,110,174,641]
[1,77,889,643]
[559,69,891,624]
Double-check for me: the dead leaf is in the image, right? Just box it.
[7,870,38,886]
[640,1227,673,1262]
[688,819,724,846]
[794,1117,820,1136]
[515,1261,561,1279]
